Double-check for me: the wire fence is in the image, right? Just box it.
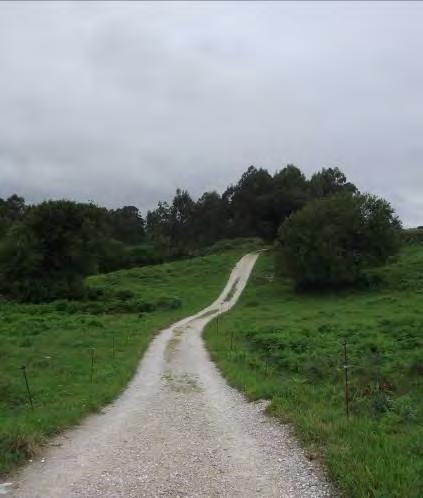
[216,323,356,418]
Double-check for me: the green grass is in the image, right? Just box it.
[0,248,250,476]
[204,245,423,498]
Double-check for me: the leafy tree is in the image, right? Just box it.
[0,200,110,301]
[277,193,401,289]
[108,205,145,245]
[0,194,26,237]
[309,167,357,198]
[226,166,275,240]
[271,165,309,236]
[145,201,173,255]
[146,190,197,257]
[145,165,359,252]
[169,189,196,255]
[193,191,230,247]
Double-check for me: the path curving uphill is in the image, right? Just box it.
[9,254,333,498]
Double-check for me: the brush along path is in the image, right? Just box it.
[8,254,332,498]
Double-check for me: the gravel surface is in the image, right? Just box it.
[7,254,334,498]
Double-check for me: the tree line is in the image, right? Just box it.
[145,165,357,254]
[0,165,401,301]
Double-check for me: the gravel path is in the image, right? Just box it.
[7,254,333,498]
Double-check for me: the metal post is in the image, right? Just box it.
[20,366,34,411]
[90,348,95,384]
[343,340,350,418]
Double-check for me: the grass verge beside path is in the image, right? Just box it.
[204,245,423,498]
[0,246,253,475]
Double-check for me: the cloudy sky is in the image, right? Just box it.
[0,1,422,225]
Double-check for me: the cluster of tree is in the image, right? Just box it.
[276,193,401,289]
[0,194,27,237]
[145,165,357,255]
[0,198,151,301]
[0,164,401,301]
[0,201,109,301]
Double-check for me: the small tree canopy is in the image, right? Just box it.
[309,167,357,198]
[108,205,145,245]
[0,200,110,301]
[277,193,402,289]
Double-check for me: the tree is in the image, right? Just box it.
[193,191,230,247]
[145,201,172,255]
[271,165,309,235]
[0,194,26,237]
[227,166,275,240]
[108,205,145,245]
[309,167,357,199]
[0,200,110,301]
[277,193,401,289]
[169,189,196,255]
[146,190,197,257]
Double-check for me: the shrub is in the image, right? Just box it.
[402,228,423,245]
[277,193,401,289]
[115,289,135,301]
[0,201,109,302]
[199,238,263,255]
[156,296,182,310]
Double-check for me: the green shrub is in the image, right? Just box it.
[115,289,135,301]
[0,201,109,302]
[200,238,263,255]
[277,193,401,289]
[156,296,182,310]
[402,228,423,245]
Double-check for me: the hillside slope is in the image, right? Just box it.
[205,245,423,497]
[0,248,247,475]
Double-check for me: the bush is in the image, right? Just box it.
[97,242,166,273]
[277,193,402,289]
[199,238,263,255]
[115,289,135,301]
[0,201,109,302]
[402,228,423,245]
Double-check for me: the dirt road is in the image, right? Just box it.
[8,254,332,497]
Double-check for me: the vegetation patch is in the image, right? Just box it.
[204,245,423,498]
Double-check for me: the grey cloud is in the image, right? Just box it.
[0,1,422,225]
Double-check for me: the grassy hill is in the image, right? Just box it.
[0,244,256,475]
[205,244,423,497]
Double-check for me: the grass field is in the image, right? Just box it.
[0,247,252,476]
[204,245,423,498]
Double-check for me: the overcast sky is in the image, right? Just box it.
[0,1,422,225]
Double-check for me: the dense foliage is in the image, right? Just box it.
[0,164,404,300]
[402,227,423,245]
[277,193,402,288]
[0,201,110,301]
[145,165,358,250]
[0,194,26,237]
[0,199,151,301]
